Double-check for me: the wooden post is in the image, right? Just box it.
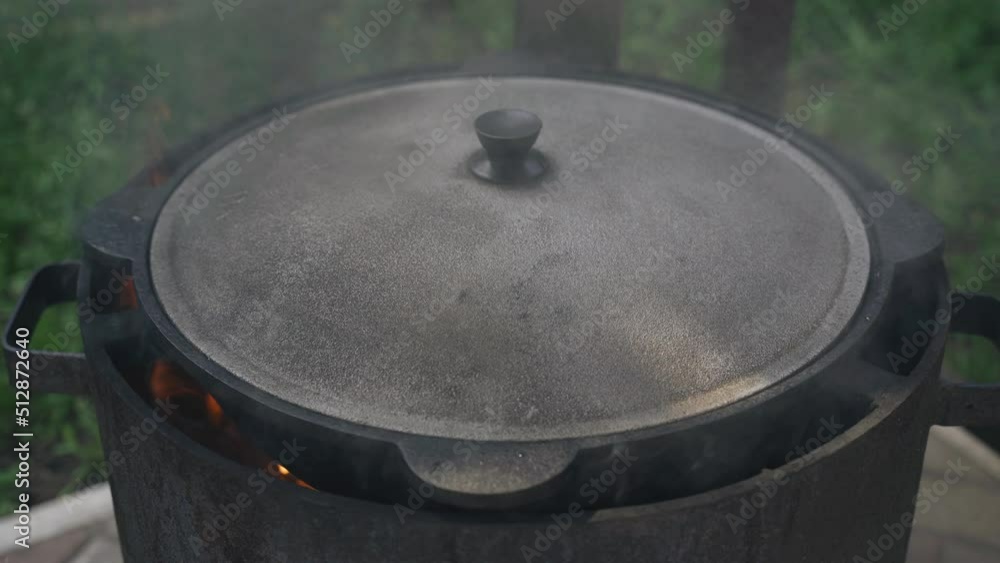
[514,0,625,69]
[722,0,797,115]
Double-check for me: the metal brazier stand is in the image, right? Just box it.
[6,70,1000,563]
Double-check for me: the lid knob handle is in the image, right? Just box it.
[475,109,542,163]
[471,109,547,183]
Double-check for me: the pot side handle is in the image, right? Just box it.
[937,293,1000,426]
[3,262,91,395]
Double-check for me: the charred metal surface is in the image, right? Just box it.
[83,301,940,562]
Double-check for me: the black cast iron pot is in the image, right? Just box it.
[5,68,1000,563]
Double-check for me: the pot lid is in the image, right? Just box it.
[149,76,869,442]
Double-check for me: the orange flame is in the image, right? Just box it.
[148,360,314,490]
[117,276,138,310]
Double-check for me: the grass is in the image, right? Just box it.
[0,0,996,513]
[0,6,157,511]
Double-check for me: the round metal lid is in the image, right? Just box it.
[150,76,869,442]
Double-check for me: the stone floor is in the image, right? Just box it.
[2,426,998,563]
[905,427,1000,562]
